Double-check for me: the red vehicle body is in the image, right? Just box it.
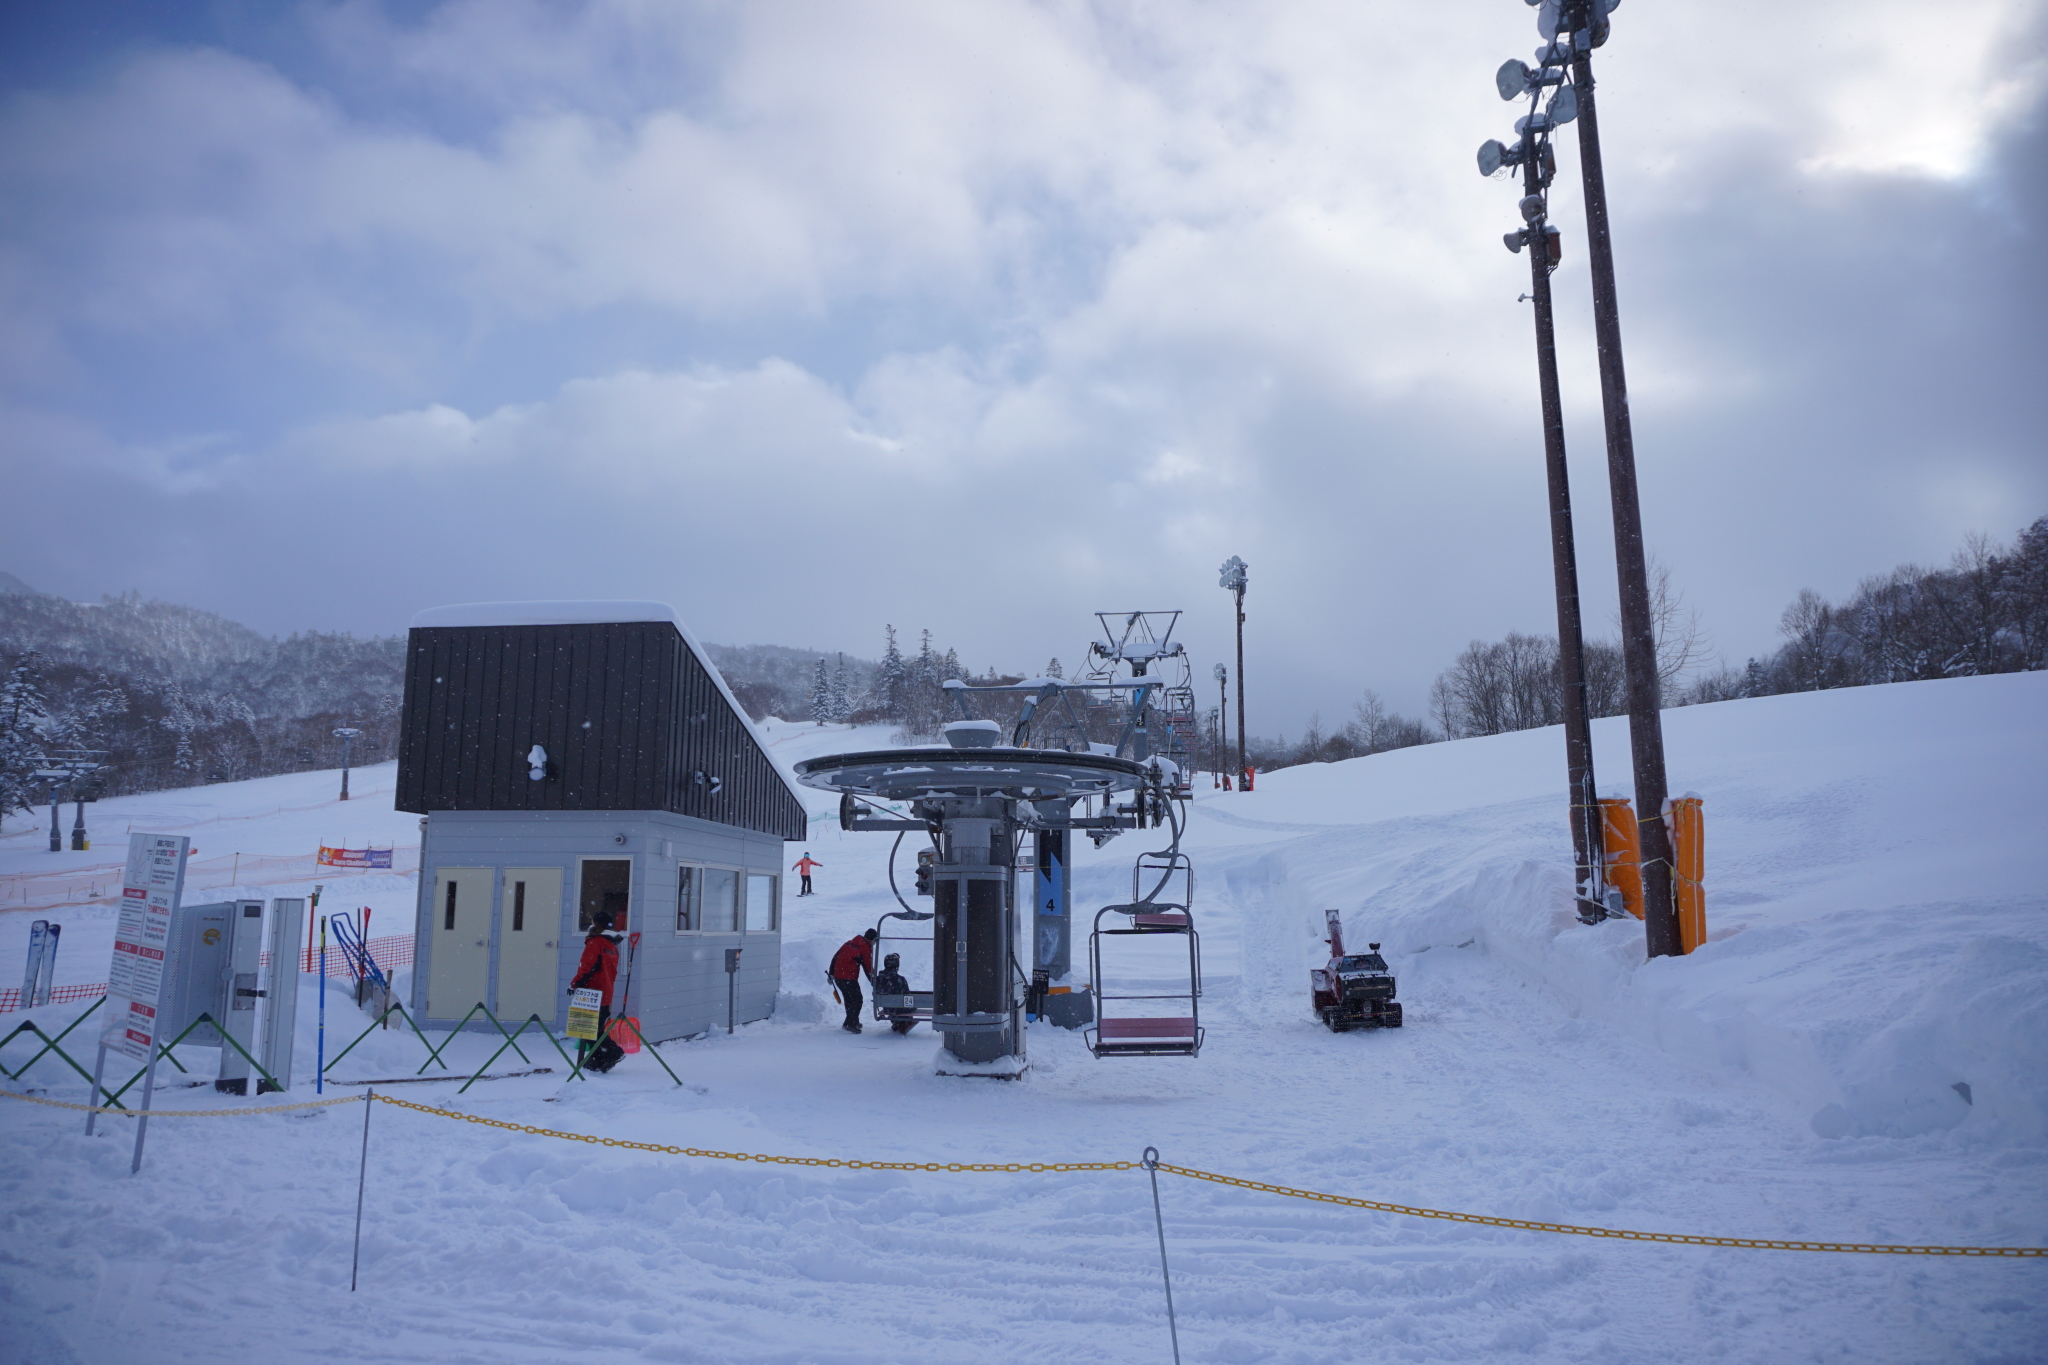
[1310,908,1402,1031]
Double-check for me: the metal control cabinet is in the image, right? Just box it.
[154,899,302,1092]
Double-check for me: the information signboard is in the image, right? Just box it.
[566,987,602,1040]
[102,834,190,1063]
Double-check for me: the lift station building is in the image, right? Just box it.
[397,602,808,1040]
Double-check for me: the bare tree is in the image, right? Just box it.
[1646,558,1713,694]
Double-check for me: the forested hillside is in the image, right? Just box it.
[0,585,1008,824]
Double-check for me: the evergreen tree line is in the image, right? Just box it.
[1247,515,2047,773]
[1,581,412,828]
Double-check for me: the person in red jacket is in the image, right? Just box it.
[828,928,877,1033]
[570,910,625,1072]
[794,853,823,896]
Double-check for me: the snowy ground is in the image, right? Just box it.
[2,675,2044,1364]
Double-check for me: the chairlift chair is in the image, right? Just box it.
[871,908,936,1031]
[1085,864,1203,1058]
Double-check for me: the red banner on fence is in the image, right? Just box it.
[317,846,394,869]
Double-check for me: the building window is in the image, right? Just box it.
[677,864,741,932]
[702,868,738,932]
[579,858,631,932]
[745,873,779,932]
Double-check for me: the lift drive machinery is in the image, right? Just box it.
[1310,908,1401,1031]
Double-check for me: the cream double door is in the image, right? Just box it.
[495,868,565,1023]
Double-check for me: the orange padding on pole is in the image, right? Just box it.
[1670,796,1705,953]
[1598,797,1643,920]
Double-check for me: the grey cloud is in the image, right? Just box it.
[1,0,2042,736]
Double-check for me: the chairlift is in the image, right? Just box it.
[870,908,935,1032]
[1085,850,1203,1057]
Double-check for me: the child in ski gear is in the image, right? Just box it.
[874,951,916,1034]
[828,928,877,1032]
[570,910,626,1073]
[794,854,823,895]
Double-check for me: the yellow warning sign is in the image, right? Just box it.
[566,987,602,1040]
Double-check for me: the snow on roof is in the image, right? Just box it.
[408,600,803,813]
[410,601,681,629]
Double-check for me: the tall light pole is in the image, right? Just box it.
[1500,0,1678,955]
[1219,556,1248,788]
[1480,46,1607,923]
[334,727,363,802]
[1212,663,1229,788]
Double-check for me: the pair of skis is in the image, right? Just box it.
[19,920,60,1007]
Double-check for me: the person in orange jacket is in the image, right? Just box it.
[794,853,823,896]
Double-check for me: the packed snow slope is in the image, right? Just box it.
[2,673,2043,1365]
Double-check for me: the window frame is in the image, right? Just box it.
[744,872,780,933]
[675,860,746,934]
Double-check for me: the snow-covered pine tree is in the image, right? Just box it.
[1045,657,1063,679]
[830,654,849,723]
[0,652,54,827]
[810,658,830,726]
[878,626,907,723]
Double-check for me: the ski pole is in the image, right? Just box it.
[351,1089,374,1291]
[317,916,327,1094]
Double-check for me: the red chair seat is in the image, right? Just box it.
[1097,1016,1198,1040]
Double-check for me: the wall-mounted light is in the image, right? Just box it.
[527,745,548,781]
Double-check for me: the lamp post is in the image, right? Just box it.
[1480,46,1607,923]
[1558,0,1678,957]
[1493,0,1679,955]
[1218,557,1248,789]
[1212,663,1229,788]
[333,727,363,802]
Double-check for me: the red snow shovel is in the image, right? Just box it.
[613,932,644,1053]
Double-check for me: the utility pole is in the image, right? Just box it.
[1213,663,1229,788]
[1559,0,1679,955]
[334,727,362,802]
[1219,557,1248,788]
[1482,52,1606,923]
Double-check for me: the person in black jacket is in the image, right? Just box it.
[873,952,917,1034]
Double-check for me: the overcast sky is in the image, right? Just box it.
[3,0,2043,733]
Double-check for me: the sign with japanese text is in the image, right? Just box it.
[101,834,190,1063]
[566,987,602,1040]
[317,845,393,869]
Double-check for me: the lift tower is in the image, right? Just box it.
[794,723,1154,1075]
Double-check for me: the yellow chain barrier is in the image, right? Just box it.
[5,1084,2038,1257]
[0,1087,364,1118]
[1154,1162,2045,1258]
[371,1093,1132,1172]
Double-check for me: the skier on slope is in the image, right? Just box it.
[569,910,626,1073]
[793,853,823,896]
[828,928,877,1033]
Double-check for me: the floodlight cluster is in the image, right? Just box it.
[1477,0,1619,266]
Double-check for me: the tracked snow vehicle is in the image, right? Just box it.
[1310,908,1401,1031]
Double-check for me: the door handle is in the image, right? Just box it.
[474,939,486,947]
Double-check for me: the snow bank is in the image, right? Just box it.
[1216,672,2048,1146]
